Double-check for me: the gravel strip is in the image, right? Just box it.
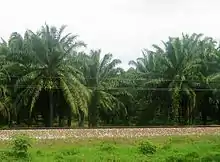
[0,127,220,140]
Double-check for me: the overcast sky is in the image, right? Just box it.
[0,0,219,68]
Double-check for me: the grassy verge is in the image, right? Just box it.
[1,135,220,161]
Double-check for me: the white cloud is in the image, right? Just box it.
[0,0,219,69]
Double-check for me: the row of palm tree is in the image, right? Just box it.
[130,34,220,125]
[0,24,220,128]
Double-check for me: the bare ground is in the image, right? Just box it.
[0,127,220,140]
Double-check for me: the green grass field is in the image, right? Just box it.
[1,135,220,161]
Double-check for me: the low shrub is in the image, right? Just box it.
[201,153,220,161]
[137,140,157,155]
[161,138,173,150]
[99,142,117,152]
[184,151,200,159]
[11,134,32,158]
[166,155,185,162]
[60,148,79,156]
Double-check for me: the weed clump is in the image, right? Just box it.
[99,142,117,152]
[11,134,32,159]
[137,140,157,155]
[201,153,220,161]
[60,148,79,156]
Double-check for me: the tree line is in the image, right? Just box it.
[0,24,219,128]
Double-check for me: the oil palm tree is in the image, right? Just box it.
[153,34,205,124]
[206,42,220,123]
[0,40,13,126]
[131,33,204,124]
[85,49,126,127]
[129,49,168,123]
[7,24,90,127]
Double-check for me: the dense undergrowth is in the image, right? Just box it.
[0,135,220,161]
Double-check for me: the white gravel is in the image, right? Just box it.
[0,127,219,140]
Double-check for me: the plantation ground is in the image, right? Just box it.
[1,135,220,161]
[0,127,220,161]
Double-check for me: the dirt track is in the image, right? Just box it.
[0,127,220,140]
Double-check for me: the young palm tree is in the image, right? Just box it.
[129,50,168,124]
[84,49,126,127]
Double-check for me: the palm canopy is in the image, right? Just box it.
[206,45,220,101]
[7,24,90,126]
[84,49,126,127]
[0,42,12,123]
[131,33,206,123]
[85,49,122,87]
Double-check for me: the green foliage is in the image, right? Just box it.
[84,49,127,127]
[201,153,220,161]
[0,150,13,161]
[0,135,220,161]
[165,154,185,162]
[137,140,157,155]
[185,151,200,159]
[11,135,32,158]
[99,141,117,152]
[1,24,220,127]
[161,138,173,150]
[53,148,80,162]
[99,154,120,162]
[60,148,79,156]
[166,151,200,162]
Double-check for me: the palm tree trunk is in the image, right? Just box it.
[88,91,99,128]
[6,109,11,128]
[67,115,72,127]
[16,113,20,125]
[48,91,53,127]
[171,90,180,124]
[187,106,190,125]
[178,107,181,124]
[201,111,207,125]
[67,104,72,127]
[190,106,193,125]
[89,106,97,128]
[78,110,84,127]
[10,110,14,128]
[58,115,63,127]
